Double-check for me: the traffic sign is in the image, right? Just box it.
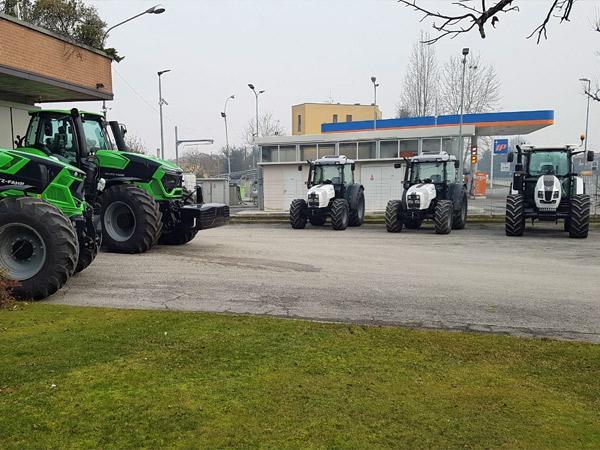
[493,139,509,155]
[500,162,511,172]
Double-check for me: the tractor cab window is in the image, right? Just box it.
[410,161,445,183]
[445,162,457,182]
[313,164,343,186]
[528,151,569,177]
[343,164,353,185]
[24,115,76,164]
[81,117,113,151]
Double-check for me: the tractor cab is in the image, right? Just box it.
[307,155,355,196]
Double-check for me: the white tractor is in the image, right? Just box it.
[505,144,594,238]
[289,155,365,230]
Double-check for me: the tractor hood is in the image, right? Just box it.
[121,152,183,172]
[405,183,437,210]
[307,184,336,208]
[1,148,84,176]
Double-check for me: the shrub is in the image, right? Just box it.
[0,269,18,309]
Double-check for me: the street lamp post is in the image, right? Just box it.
[248,83,265,167]
[102,4,166,42]
[580,78,591,152]
[158,69,171,160]
[371,76,379,130]
[221,94,235,177]
[458,47,469,186]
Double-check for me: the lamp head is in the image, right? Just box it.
[371,76,377,83]
[248,83,255,90]
[158,69,171,76]
[230,94,235,99]
[147,4,165,14]
[462,47,470,56]
[259,90,265,94]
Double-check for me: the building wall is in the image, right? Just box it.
[0,15,112,96]
[292,103,382,135]
[0,100,34,149]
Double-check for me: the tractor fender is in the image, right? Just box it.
[345,184,364,210]
[104,177,144,188]
[0,184,35,194]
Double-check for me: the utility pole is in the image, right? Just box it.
[458,48,469,187]
[158,69,171,160]
[222,94,235,177]
[371,76,379,130]
[248,84,265,168]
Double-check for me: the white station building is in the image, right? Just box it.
[256,110,555,211]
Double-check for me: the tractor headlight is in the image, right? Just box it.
[538,191,544,199]
[553,191,559,199]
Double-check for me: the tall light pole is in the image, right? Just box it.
[248,83,265,167]
[158,69,171,160]
[371,76,379,130]
[580,78,591,152]
[458,47,469,184]
[221,94,235,177]
[102,4,166,41]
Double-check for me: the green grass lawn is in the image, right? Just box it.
[1,304,599,449]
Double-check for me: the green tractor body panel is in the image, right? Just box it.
[0,148,86,218]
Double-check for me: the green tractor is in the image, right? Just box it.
[15,108,229,254]
[0,147,100,299]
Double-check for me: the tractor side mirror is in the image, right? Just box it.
[454,160,460,169]
[297,164,303,171]
[587,151,595,162]
[120,124,127,136]
[507,152,514,163]
[403,181,411,190]
[394,163,402,169]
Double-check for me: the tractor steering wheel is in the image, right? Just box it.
[423,178,433,184]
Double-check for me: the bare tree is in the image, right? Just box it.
[439,54,501,115]
[397,0,575,44]
[243,112,285,146]
[397,31,439,117]
[124,134,147,154]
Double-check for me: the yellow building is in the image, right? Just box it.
[292,103,382,135]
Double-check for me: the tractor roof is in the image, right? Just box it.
[313,155,355,165]
[29,109,103,118]
[410,152,456,163]
[518,145,581,152]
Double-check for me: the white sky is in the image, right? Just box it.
[54,0,600,159]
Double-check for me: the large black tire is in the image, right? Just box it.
[452,195,468,230]
[505,194,525,237]
[309,215,326,226]
[290,199,307,229]
[0,197,78,300]
[330,198,349,231]
[385,200,403,233]
[569,194,590,239]
[101,184,162,254]
[348,191,365,227]
[159,229,198,245]
[434,200,453,235]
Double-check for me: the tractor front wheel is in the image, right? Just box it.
[290,199,307,229]
[505,194,525,237]
[434,200,453,235]
[568,194,590,239]
[330,199,349,231]
[0,197,78,300]
[101,184,162,254]
[385,200,403,233]
[452,195,468,230]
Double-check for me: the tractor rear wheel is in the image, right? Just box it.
[0,197,78,300]
[452,195,468,230]
[505,194,525,237]
[290,199,307,229]
[309,215,326,226]
[101,184,162,254]
[330,199,349,231]
[568,194,590,239]
[434,200,453,235]
[385,200,403,233]
[348,191,365,227]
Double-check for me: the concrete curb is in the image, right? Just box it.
[230,214,600,225]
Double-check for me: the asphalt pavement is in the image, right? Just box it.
[49,222,600,343]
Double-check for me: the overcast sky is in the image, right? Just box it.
[56,0,600,160]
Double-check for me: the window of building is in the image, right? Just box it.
[346,114,353,122]
[339,142,357,159]
[358,141,376,160]
[279,145,296,162]
[317,144,335,158]
[442,137,458,156]
[399,140,419,157]
[333,114,338,123]
[380,140,399,159]
[297,114,302,133]
[422,138,442,154]
[300,144,317,161]
[261,146,277,162]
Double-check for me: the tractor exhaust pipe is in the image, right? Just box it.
[109,121,128,152]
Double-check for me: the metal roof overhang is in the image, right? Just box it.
[0,64,113,103]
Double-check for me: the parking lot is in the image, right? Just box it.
[49,223,600,343]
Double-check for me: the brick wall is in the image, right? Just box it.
[0,16,112,95]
